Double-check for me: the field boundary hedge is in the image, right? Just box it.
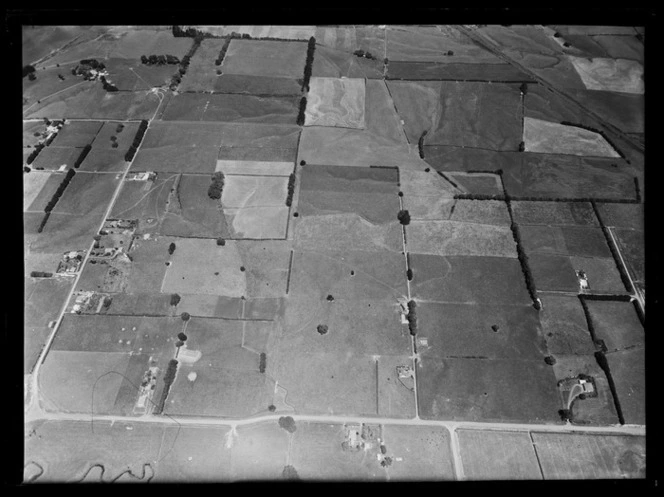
[453,193,639,204]
[44,168,76,214]
[285,173,296,206]
[301,37,316,92]
[124,120,149,162]
[73,144,91,169]
[418,130,427,159]
[296,97,307,126]
[154,359,179,415]
[169,35,205,90]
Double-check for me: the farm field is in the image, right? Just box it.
[409,254,532,304]
[457,430,542,480]
[305,77,366,129]
[532,432,646,479]
[221,39,307,78]
[23,24,647,483]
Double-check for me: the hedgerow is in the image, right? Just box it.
[397,210,411,225]
[510,222,541,310]
[296,97,307,126]
[124,120,148,162]
[26,144,45,165]
[154,359,179,415]
[418,130,427,159]
[30,271,53,278]
[301,36,316,92]
[141,54,180,65]
[169,34,205,90]
[73,144,91,169]
[407,300,417,335]
[37,212,51,233]
[44,168,76,213]
[286,173,296,206]
[259,352,267,373]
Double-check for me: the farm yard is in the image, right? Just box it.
[23,22,647,483]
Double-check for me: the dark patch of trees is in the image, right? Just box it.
[24,166,31,173]
[520,82,528,95]
[634,177,641,203]
[181,312,190,321]
[208,171,225,200]
[172,26,216,39]
[30,271,53,278]
[154,359,179,415]
[437,171,459,189]
[544,356,556,365]
[141,54,180,66]
[99,75,118,92]
[72,59,106,80]
[268,404,276,412]
[353,49,377,60]
[216,237,226,246]
[259,352,267,373]
[518,141,525,152]
[491,324,500,332]
[509,222,541,310]
[326,294,335,302]
[418,130,427,159]
[177,332,187,341]
[407,300,417,335]
[278,416,297,433]
[26,144,45,165]
[301,36,316,92]
[407,268,413,281]
[215,38,232,66]
[44,168,76,214]
[286,173,296,206]
[397,210,411,225]
[169,35,205,90]
[594,350,624,424]
[23,65,36,78]
[300,160,306,166]
[317,324,329,335]
[124,120,148,162]
[37,212,51,233]
[282,465,299,480]
[170,294,181,306]
[73,144,92,169]
[168,242,176,255]
[296,97,307,126]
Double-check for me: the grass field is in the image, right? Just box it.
[289,249,407,301]
[22,66,87,109]
[613,228,645,283]
[224,206,289,239]
[215,161,293,176]
[124,235,177,293]
[528,253,579,292]
[213,74,302,96]
[78,148,126,173]
[298,190,400,225]
[567,89,644,134]
[52,172,120,215]
[222,175,288,207]
[445,173,504,196]
[161,174,230,238]
[312,45,384,79]
[406,198,511,225]
[91,121,140,150]
[568,56,643,94]
[31,146,84,171]
[178,38,229,92]
[293,215,403,253]
[25,83,161,120]
[23,121,49,147]
[300,164,399,194]
[24,276,74,374]
[416,302,547,359]
[105,58,175,91]
[417,355,561,423]
[569,256,626,293]
[161,93,300,124]
[409,254,532,304]
[305,77,366,129]
[538,294,595,356]
[23,26,102,64]
[221,39,307,78]
[365,80,409,144]
[519,225,611,258]
[532,432,646,478]
[523,117,620,157]
[512,201,599,227]
[386,26,503,63]
[152,425,232,482]
[131,146,220,174]
[407,220,517,258]
[230,422,291,480]
[103,292,174,317]
[24,172,58,211]
[387,61,534,81]
[176,294,243,319]
[387,81,522,150]
[458,430,542,480]
[596,203,643,230]
[51,121,104,147]
[28,211,105,255]
[605,347,645,425]
[25,419,167,482]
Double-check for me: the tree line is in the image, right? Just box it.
[141,54,180,66]
[124,120,149,162]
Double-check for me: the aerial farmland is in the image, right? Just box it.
[22,22,647,483]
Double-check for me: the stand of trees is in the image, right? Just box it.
[208,172,225,199]
[407,300,417,335]
[23,65,36,78]
[30,271,53,278]
[301,37,316,92]
[397,210,411,225]
[154,359,179,415]
[73,144,92,168]
[124,120,149,162]
[296,97,307,126]
[141,54,180,65]
[44,168,76,214]
[215,39,232,66]
[286,173,296,206]
[353,49,377,60]
[259,353,267,373]
[418,130,428,159]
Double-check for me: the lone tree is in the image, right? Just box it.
[326,294,335,302]
[177,332,188,341]
[216,237,226,246]
[317,324,329,335]
[278,416,297,433]
[397,210,411,225]
[168,242,176,255]
[181,312,190,321]
[170,293,181,306]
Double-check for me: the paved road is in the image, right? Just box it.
[607,227,645,314]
